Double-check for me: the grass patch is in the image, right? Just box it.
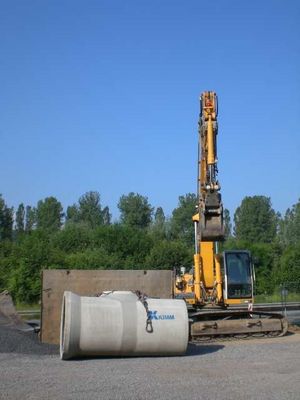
[14,303,40,322]
[255,293,300,303]
[15,303,40,312]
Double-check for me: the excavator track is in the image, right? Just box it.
[189,310,289,342]
[191,330,288,344]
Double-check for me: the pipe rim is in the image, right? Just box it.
[60,294,66,359]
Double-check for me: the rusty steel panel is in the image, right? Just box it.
[41,269,173,344]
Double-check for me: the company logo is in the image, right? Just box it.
[147,310,175,320]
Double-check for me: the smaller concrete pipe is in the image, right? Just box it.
[60,291,188,360]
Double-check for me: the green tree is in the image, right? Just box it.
[154,207,165,226]
[66,191,108,228]
[0,240,13,291]
[36,197,63,232]
[170,193,197,245]
[234,196,278,243]
[224,208,232,239]
[78,191,103,228]
[0,195,13,241]
[102,206,111,225]
[118,192,154,229]
[150,207,166,238]
[15,203,25,234]
[66,204,80,224]
[279,199,300,245]
[25,206,36,232]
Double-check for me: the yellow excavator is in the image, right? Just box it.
[174,91,288,340]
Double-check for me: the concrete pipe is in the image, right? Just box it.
[60,291,188,360]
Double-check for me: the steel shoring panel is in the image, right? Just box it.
[41,269,173,344]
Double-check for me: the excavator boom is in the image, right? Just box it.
[198,92,224,241]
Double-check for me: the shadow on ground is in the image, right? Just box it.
[185,343,224,356]
[0,324,223,359]
[66,343,225,361]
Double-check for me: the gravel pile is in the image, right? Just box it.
[0,325,59,355]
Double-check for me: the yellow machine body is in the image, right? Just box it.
[174,91,254,308]
[175,91,289,339]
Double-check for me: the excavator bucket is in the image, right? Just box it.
[200,213,224,241]
[200,191,224,241]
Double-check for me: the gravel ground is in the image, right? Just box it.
[0,326,58,356]
[0,326,300,400]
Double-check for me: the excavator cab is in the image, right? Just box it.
[223,251,254,303]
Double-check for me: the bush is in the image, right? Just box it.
[91,225,153,266]
[145,240,192,269]
[5,230,62,303]
[223,238,281,294]
[8,260,41,304]
[273,244,300,287]
[51,224,93,253]
[65,248,122,270]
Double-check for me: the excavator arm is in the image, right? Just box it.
[198,91,224,241]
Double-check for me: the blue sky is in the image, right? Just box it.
[1,0,299,221]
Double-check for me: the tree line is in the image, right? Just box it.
[0,191,299,303]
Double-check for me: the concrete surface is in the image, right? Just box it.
[0,328,300,400]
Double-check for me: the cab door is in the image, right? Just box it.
[223,250,254,304]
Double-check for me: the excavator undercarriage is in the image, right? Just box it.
[189,309,289,341]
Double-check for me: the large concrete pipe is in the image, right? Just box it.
[60,291,189,360]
